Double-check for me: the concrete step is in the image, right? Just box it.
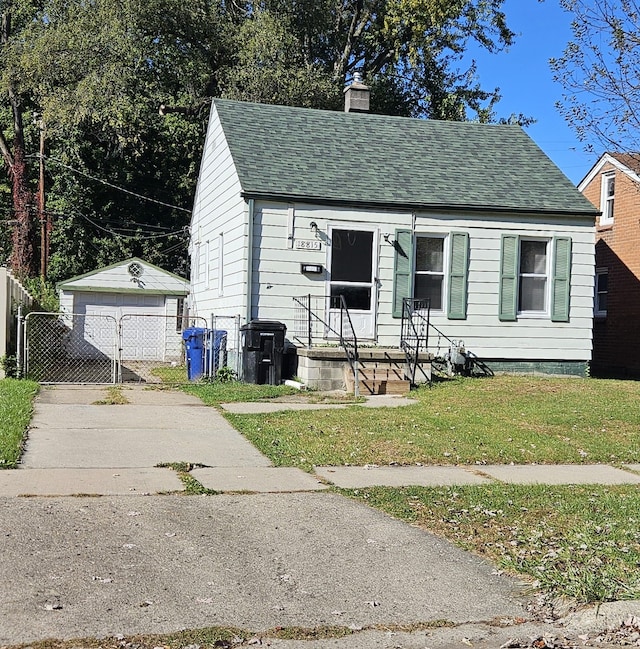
[357,367,406,381]
[344,369,411,396]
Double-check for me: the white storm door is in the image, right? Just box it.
[327,227,378,340]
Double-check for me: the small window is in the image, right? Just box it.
[218,232,224,295]
[518,239,548,314]
[595,269,608,317]
[414,236,445,310]
[176,298,185,332]
[600,173,615,224]
[192,242,201,283]
[204,240,211,289]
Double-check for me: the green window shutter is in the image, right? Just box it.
[392,229,414,318]
[447,231,469,320]
[499,234,518,321]
[551,236,572,322]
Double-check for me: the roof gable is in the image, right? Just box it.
[213,99,597,216]
[58,258,189,295]
[578,152,640,191]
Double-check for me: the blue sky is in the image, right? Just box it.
[467,0,598,185]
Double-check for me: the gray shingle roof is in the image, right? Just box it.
[214,99,597,216]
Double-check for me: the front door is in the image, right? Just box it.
[327,227,377,340]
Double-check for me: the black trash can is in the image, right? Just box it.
[240,320,287,385]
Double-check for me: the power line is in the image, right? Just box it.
[74,210,188,241]
[27,154,193,214]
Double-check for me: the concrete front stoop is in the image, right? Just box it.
[296,346,431,392]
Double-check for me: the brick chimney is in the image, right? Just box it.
[344,72,370,113]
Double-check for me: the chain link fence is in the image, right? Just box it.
[117,314,207,383]
[23,312,118,383]
[202,314,242,381]
[21,312,241,384]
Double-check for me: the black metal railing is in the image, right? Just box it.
[400,297,432,384]
[400,298,494,379]
[292,294,360,396]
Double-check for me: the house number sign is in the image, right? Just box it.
[295,240,321,250]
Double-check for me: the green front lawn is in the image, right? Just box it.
[223,376,640,471]
[0,379,39,468]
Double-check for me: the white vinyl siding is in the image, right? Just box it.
[244,203,593,364]
[189,103,247,318]
[405,215,593,361]
[250,203,405,327]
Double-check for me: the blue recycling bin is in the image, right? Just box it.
[182,327,207,381]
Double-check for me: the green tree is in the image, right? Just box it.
[227,0,515,119]
[0,1,44,276]
[2,0,223,281]
[0,0,519,285]
[552,0,640,152]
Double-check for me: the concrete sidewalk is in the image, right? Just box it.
[314,462,640,488]
[6,384,324,496]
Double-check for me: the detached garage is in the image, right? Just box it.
[58,258,189,363]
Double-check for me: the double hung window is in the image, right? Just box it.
[518,239,548,314]
[594,269,608,317]
[392,230,469,320]
[600,174,615,225]
[499,235,572,322]
[414,236,445,310]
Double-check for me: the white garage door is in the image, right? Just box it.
[73,291,166,361]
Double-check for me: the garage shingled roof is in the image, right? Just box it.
[213,99,597,216]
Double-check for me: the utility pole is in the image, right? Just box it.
[37,118,47,279]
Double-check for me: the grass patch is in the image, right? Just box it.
[92,386,130,405]
[156,462,220,495]
[225,376,640,471]
[0,620,459,649]
[0,379,38,468]
[183,381,300,405]
[343,483,640,604]
[150,364,189,384]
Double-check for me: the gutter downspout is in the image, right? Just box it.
[246,198,255,324]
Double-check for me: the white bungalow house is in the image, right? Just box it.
[188,89,598,390]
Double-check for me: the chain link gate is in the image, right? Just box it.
[23,312,119,383]
[118,313,207,383]
[21,311,240,384]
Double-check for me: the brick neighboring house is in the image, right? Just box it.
[578,153,640,377]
